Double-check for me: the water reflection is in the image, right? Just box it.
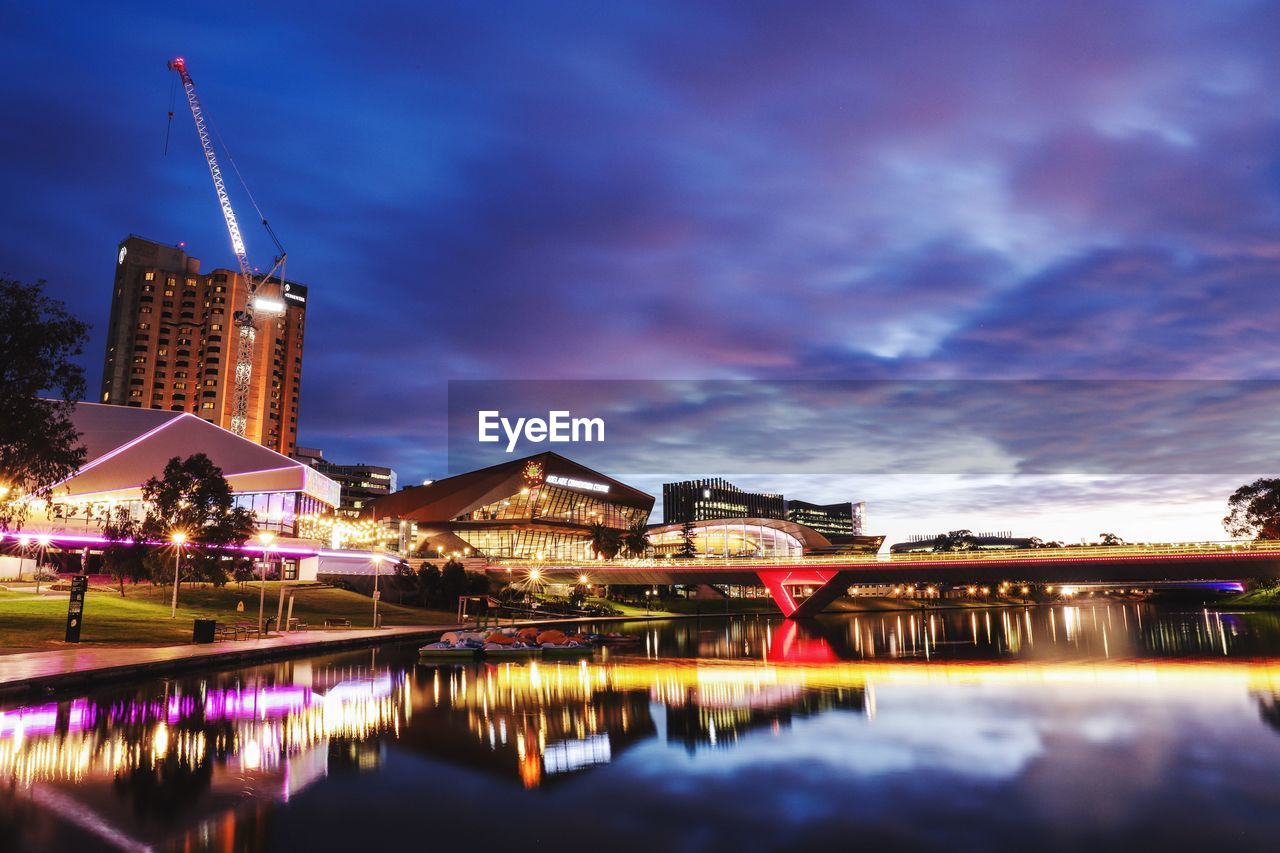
[6,603,1280,851]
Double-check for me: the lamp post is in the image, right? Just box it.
[16,535,30,583]
[169,531,187,618]
[35,535,51,594]
[257,531,275,637]
[372,554,383,629]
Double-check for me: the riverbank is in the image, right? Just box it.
[0,610,690,697]
[0,583,460,652]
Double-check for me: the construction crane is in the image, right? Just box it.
[167,56,286,438]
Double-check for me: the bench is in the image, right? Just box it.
[323,618,352,629]
[215,623,253,641]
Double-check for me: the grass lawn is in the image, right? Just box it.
[0,582,457,653]
[1220,587,1280,608]
[583,597,681,617]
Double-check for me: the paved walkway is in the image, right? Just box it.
[0,626,449,696]
[0,612,691,696]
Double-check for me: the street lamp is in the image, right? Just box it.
[16,535,30,582]
[371,554,384,629]
[35,535,52,594]
[257,532,275,637]
[169,531,187,618]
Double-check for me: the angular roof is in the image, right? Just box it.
[52,402,339,506]
[363,451,653,522]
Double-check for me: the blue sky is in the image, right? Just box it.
[3,1,1280,542]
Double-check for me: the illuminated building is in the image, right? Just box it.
[292,447,397,518]
[646,517,883,559]
[362,452,653,560]
[0,402,353,580]
[662,478,785,524]
[101,235,308,456]
[783,499,855,532]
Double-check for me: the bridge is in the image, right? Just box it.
[487,540,1280,618]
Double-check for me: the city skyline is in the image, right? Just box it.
[4,2,1280,543]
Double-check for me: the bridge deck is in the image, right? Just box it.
[487,541,1280,618]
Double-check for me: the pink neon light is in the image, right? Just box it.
[0,704,58,739]
[203,687,315,721]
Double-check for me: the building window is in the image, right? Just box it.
[144,272,155,281]
[201,402,214,410]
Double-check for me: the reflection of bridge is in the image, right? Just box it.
[488,541,1280,617]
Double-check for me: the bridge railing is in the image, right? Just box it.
[486,539,1280,572]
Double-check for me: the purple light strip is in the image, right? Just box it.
[18,531,324,557]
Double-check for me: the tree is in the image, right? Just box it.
[0,279,89,532]
[1224,479,1280,540]
[932,530,976,552]
[1097,532,1125,546]
[100,505,149,596]
[393,560,442,607]
[622,520,651,558]
[439,559,469,607]
[139,454,255,586]
[676,520,697,559]
[588,521,621,559]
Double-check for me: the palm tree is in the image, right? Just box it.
[622,521,650,558]
[588,521,621,559]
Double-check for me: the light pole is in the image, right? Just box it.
[257,531,275,637]
[35,535,51,594]
[169,531,187,618]
[16,535,30,583]
[372,554,383,629]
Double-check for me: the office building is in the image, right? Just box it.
[101,235,308,456]
[785,499,867,537]
[662,478,786,524]
[292,447,397,518]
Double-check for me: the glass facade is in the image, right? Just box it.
[461,484,647,530]
[46,491,331,538]
[650,521,805,558]
[454,529,600,561]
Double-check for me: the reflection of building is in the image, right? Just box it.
[402,663,655,788]
[662,684,866,753]
[0,667,406,850]
[363,452,653,560]
[663,478,785,524]
[292,447,397,518]
[102,235,308,456]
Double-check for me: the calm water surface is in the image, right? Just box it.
[4,604,1280,851]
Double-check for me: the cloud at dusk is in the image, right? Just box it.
[4,1,1280,540]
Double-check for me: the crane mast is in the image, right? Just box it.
[167,56,285,438]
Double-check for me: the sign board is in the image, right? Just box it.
[65,575,88,643]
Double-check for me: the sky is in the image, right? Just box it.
[3,1,1280,544]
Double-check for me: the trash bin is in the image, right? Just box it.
[193,618,216,644]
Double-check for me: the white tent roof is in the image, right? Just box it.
[52,403,339,506]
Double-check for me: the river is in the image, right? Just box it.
[4,603,1280,851]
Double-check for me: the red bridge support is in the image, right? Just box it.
[757,569,856,619]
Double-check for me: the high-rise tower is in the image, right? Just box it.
[102,235,307,455]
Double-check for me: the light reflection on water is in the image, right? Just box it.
[4,604,1280,851]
